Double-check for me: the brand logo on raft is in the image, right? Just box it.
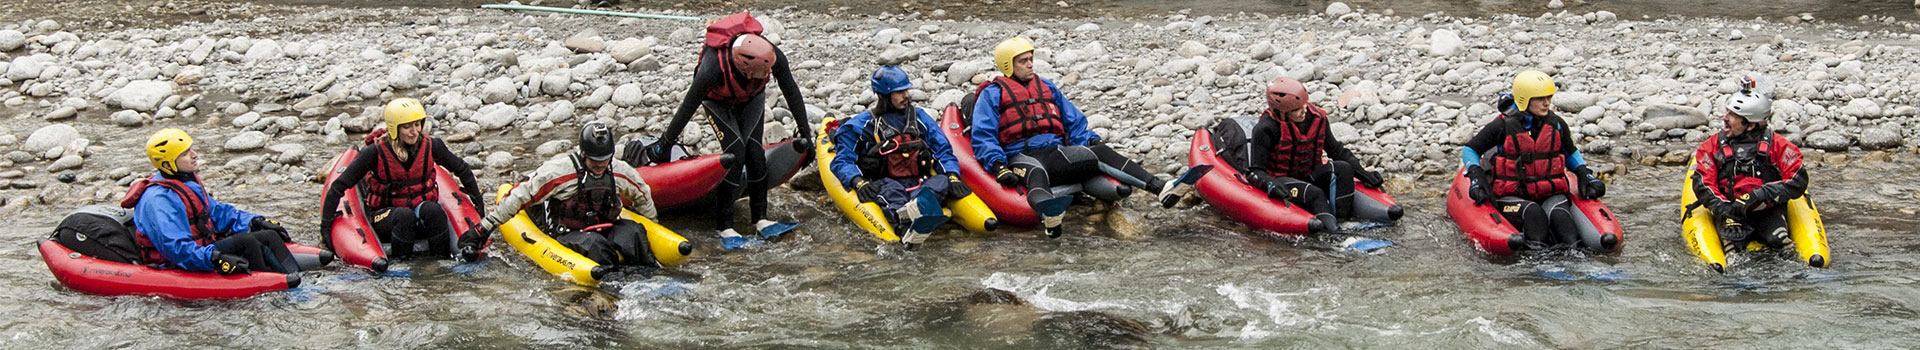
[81,267,135,279]
[542,248,576,270]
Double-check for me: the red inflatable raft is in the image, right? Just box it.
[1187,117,1402,236]
[321,135,488,273]
[625,138,809,210]
[938,104,1132,228]
[40,239,325,300]
[1444,166,1623,255]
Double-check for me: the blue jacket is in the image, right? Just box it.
[832,107,961,186]
[130,174,262,272]
[968,78,1101,167]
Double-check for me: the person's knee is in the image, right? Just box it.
[415,202,448,222]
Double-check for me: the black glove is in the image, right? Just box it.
[851,177,882,203]
[791,137,814,155]
[457,222,493,261]
[1264,182,1294,201]
[1356,169,1385,188]
[643,142,675,165]
[1572,166,1605,199]
[211,253,250,275]
[1720,218,1752,247]
[1711,198,1748,221]
[991,163,1021,187]
[946,173,973,198]
[1745,183,1789,207]
[1466,165,1494,204]
[251,217,290,242]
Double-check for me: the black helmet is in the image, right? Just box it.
[579,122,616,161]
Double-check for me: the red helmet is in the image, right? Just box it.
[729,34,776,80]
[1265,77,1308,113]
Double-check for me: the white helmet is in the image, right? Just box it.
[1724,75,1774,123]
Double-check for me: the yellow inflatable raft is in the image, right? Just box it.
[494,184,690,286]
[815,116,998,245]
[1680,161,1830,273]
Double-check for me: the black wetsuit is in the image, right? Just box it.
[659,46,811,231]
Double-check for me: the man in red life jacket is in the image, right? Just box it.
[1245,77,1391,233]
[1461,70,1610,252]
[1689,75,1808,252]
[460,123,659,268]
[646,12,814,249]
[321,98,483,260]
[830,66,971,249]
[129,128,299,275]
[971,37,1211,238]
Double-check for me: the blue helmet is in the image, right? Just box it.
[870,66,913,95]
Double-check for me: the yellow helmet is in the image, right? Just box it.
[383,98,428,139]
[1511,70,1557,109]
[992,37,1035,77]
[146,128,194,175]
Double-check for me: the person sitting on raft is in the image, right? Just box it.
[460,123,659,269]
[131,128,300,275]
[1689,75,1808,252]
[831,66,973,248]
[970,37,1212,238]
[321,98,483,260]
[1244,77,1389,233]
[643,12,814,250]
[1461,70,1609,251]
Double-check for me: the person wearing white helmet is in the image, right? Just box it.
[1688,75,1808,251]
[647,11,814,249]
[1460,70,1609,252]
[321,98,483,260]
[969,37,1211,238]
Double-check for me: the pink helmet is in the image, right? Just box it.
[1265,77,1308,113]
[729,34,776,79]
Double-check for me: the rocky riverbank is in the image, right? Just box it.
[1,2,1918,214]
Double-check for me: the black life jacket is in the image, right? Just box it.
[858,111,933,179]
[550,155,622,231]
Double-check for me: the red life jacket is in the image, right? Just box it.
[858,112,932,179]
[119,177,217,265]
[1260,105,1329,179]
[975,76,1066,145]
[364,136,438,209]
[1490,115,1570,199]
[550,155,623,231]
[1705,132,1787,198]
[700,12,769,104]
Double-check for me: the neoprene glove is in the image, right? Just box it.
[1712,198,1748,221]
[1356,169,1385,188]
[990,163,1021,187]
[792,137,814,155]
[1720,218,1751,247]
[1466,165,1494,204]
[211,253,250,275]
[643,142,674,165]
[1572,166,1605,199]
[946,173,973,198]
[457,220,494,261]
[1264,183,1294,201]
[851,177,882,203]
[251,217,290,242]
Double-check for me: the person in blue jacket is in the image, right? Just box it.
[130,128,298,275]
[831,66,972,248]
[970,37,1210,238]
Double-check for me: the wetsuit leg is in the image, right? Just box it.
[873,177,913,213]
[415,201,454,256]
[554,229,620,266]
[1748,206,1791,249]
[704,94,769,230]
[605,219,657,267]
[1087,143,1166,192]
[1270,176,1333,216]
[1310,161,1357,218]
[919,174,956,201]
[1542,194,1579,248]
[369,207,422,259]
[1495,197,1550,248]
[213,231,300,274]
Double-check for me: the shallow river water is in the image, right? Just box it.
[5,152,1918,348]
